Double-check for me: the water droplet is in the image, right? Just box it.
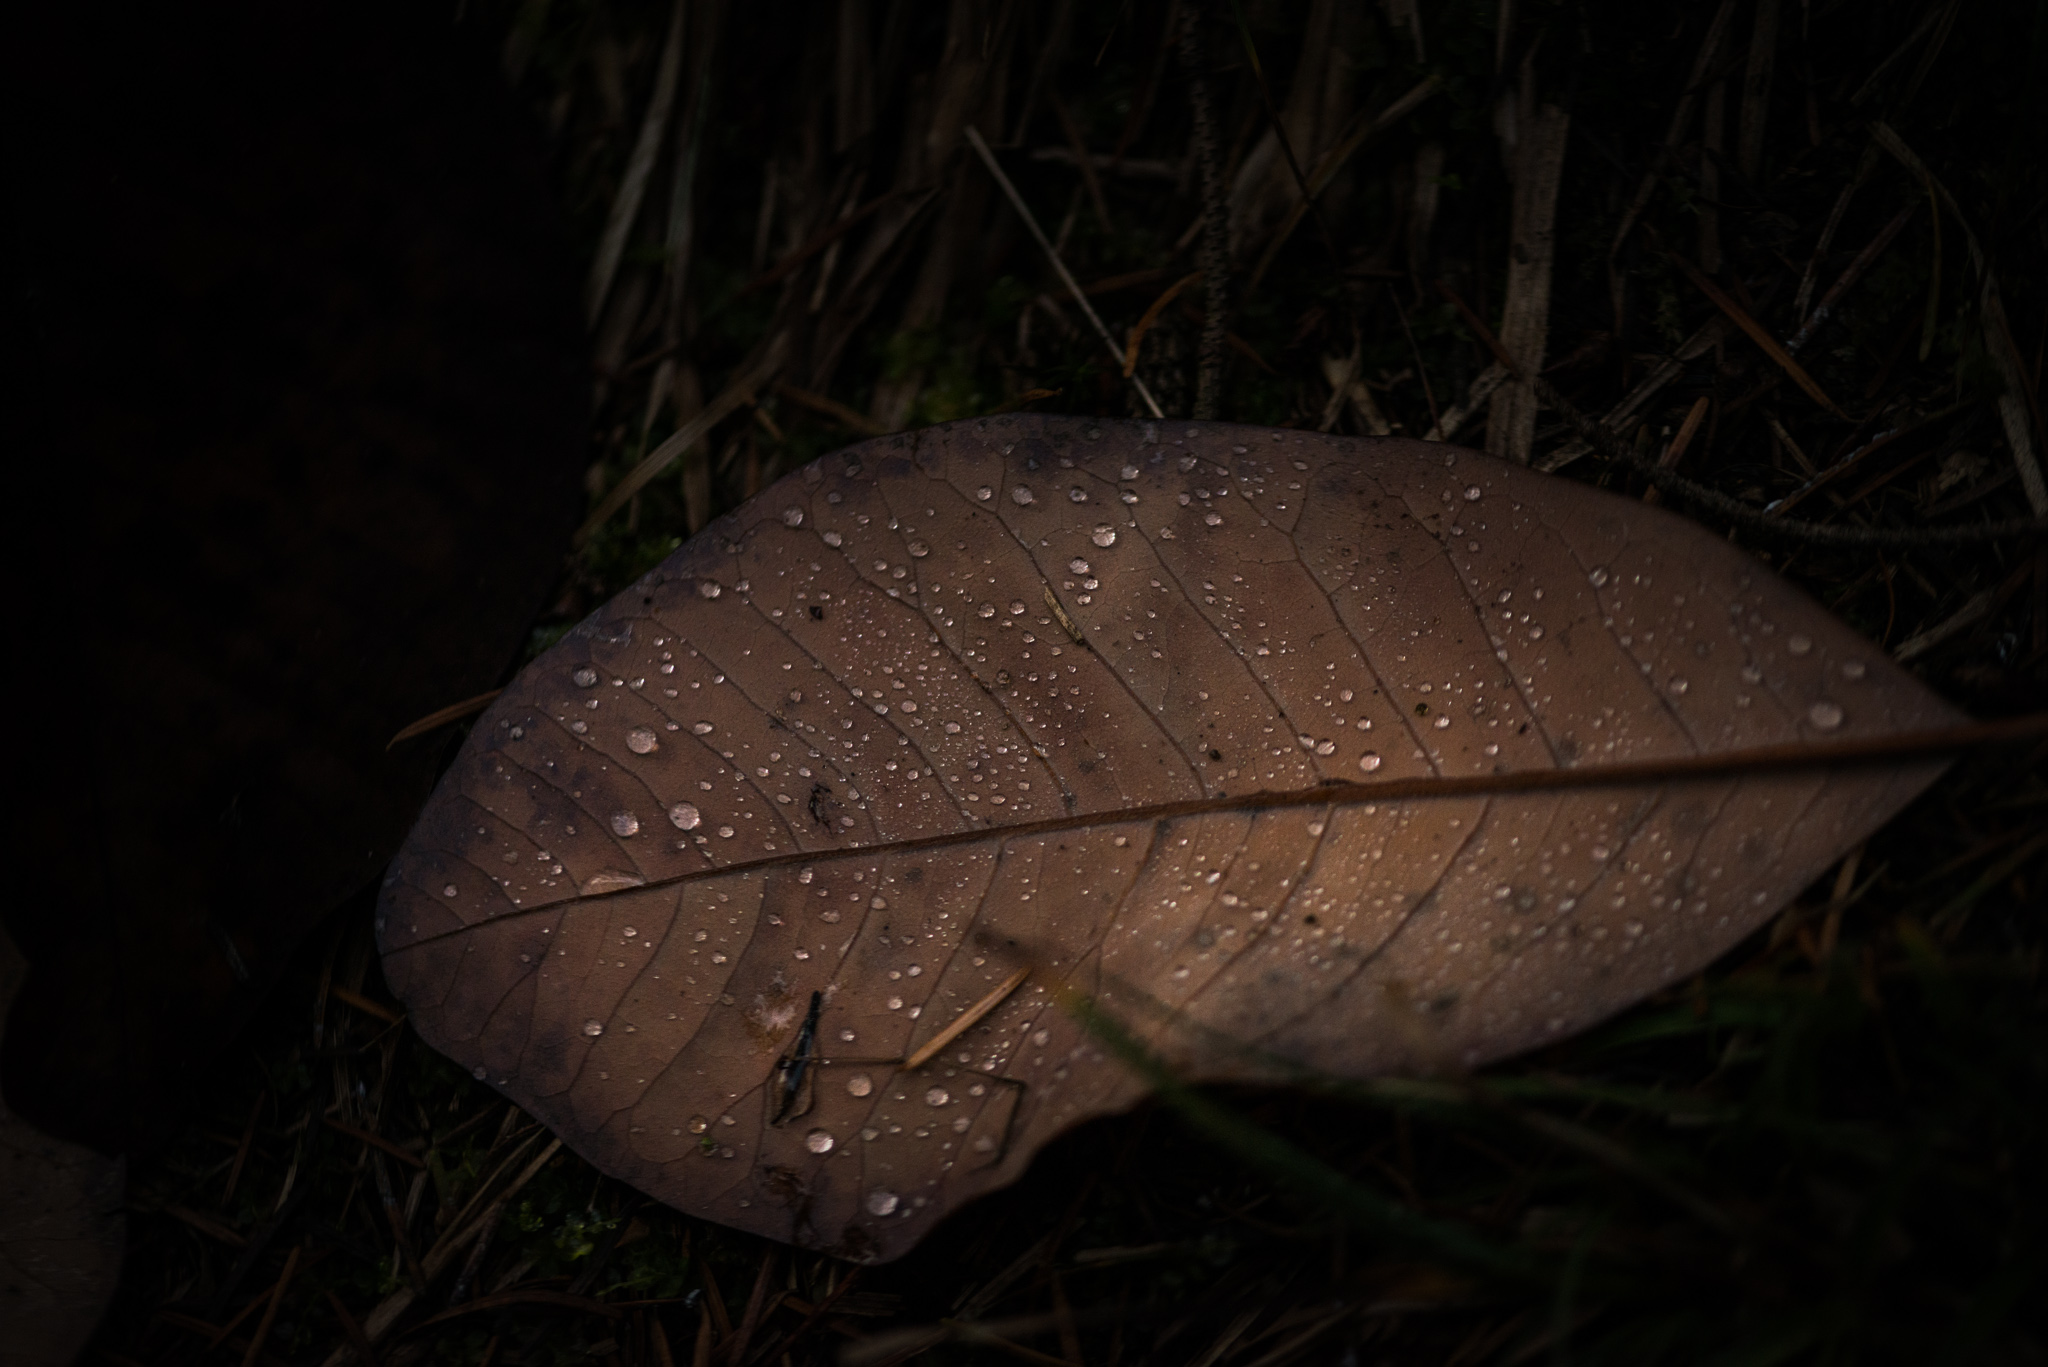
[1668,678,1689,696]
[1358,751,1382,772]
[698,581,722,599]
[717,825,735,838]
[1314,739,1336,756]
[866,1190,900,1217]
[472,1065,487,1080]
[1433,715,1451,729]
[572,666,599,688]
[979,604,997,618]
[626,727,658,754]
[570,720,588,733]
[1841,660,1866,680]
[581,871,644,894]
[783,507,805,527]
[1589,567,1610,587]
[823,530,843,547]
[693,721,715,734]
[610,811,640,838]
[1091,525,1117,548]
[1120,464,1139,479]
[1011,486,1034,505]
[1069,558,1090,574]
[688,1115,709,1134]
[1463,485,1482,501]
[803,1128,835,1154]
[1203,511,1223,526]
[1787,635,1813,656]
[442,884,459,898]
[668,803,701,830]
[924,1087,950,1107]
[908,541,930,558]
[1068,487,1088,503]
[582,1020,604,1038]
[887,996,904,1010]
[1741,664,1763,683]
[1009,601,1026,615]
[1808,700,1844,730]
[1526,624,1545,641]
[846,1074,874,1097]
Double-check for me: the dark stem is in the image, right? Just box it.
[1178,2,1229,420]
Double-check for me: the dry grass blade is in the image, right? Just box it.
[1606,0,1738,319]
[904,967,1031,1071]
[773,381,889,437]
[1248,77,1439,292]
[963,126,1164,418]
[1487,93,1570,464]
[1123,270,1201,377]
[1424,364,1509,442]
[318,1137,563,1366]
[1642,395,1710,505]
[324,1116,424,1169]
[577,337,788,546]
[387,690,503,748]
[1785,201,1917,355]
[407,1288,625,1331]
[586,0,688,327]
[1663,248,1845,418]
[240,1242,301,1367]
[1868,121,2047,514]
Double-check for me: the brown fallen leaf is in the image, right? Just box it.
[381,415,1961,1262]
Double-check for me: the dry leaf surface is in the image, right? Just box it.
[381,416,1957,1261]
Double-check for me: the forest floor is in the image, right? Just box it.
[92,1,2046,1365]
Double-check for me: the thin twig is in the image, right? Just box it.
[963,127,1163,419]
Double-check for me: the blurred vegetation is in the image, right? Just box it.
[94,1,2045,1364]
